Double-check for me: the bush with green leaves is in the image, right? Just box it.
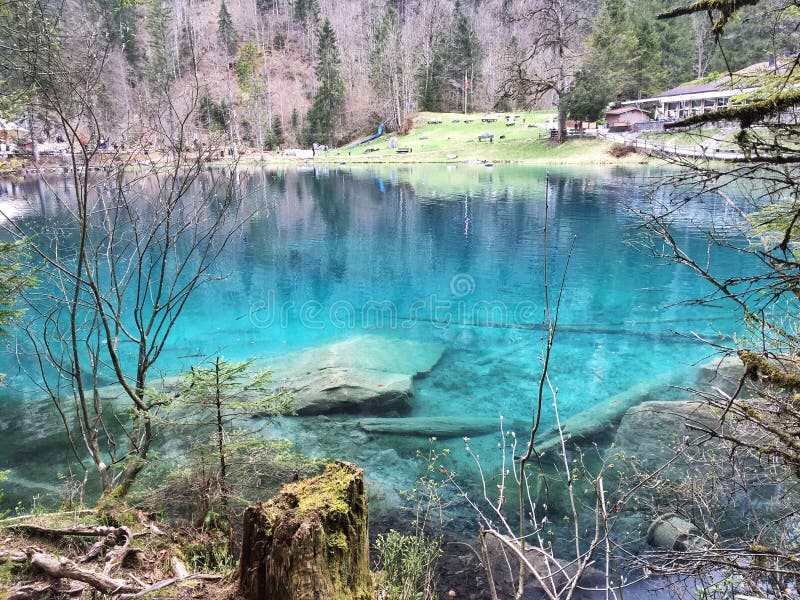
[375,529,441,600]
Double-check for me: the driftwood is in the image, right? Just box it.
[2,525,220,599]
[28,549,138,593]
[3,548,222,599]
[9,524,121,538]
[115,573,223,600]
[0,550,28,563]
[6,581,84,600]
[10,523,139,575]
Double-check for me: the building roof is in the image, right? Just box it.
[620,56,790,107]
[658,80,725,98]
[605,106,649,115]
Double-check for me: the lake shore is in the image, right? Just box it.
[1,111,657,176]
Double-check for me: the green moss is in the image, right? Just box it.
[285,461,354,517]
[739,350,800,390]
[327,531,348,550]
[0,561,18,586]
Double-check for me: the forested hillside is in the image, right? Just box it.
[2,0,793,149]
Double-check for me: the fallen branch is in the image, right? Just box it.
[170,556,189,579]
[102,527,136,575]
[28,548,138,594]
[6,581,55,600]
[0,510,94,526]
[0,550,27,563]
[82,527,130,564]
[10,524,119,538]
[115,573,223,600]
[6,581,84,600]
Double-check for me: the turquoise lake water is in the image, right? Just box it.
[0,164,748,514]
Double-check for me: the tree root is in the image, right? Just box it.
[115,573,223,600]
[6,580,84,600]
[27,548,139,594]
[1,548,222,598]
[2,525,221,599]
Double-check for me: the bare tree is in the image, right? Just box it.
[454,176,631,600]
[1,0,246,501]
[624,0,800,592]
[498,0,589,141]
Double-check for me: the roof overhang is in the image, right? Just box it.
[621,87,759,105]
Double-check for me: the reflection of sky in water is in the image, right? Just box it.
[0,164,751,513]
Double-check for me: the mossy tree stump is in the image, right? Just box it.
[238,461,372,600]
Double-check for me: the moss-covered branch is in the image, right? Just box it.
[664,89,800,131]
[657,0,762,34]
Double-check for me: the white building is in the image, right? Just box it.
[620,58,785,122]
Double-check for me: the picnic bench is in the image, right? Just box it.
[427,117,443,124]
[363,147,379,153]
[481,115,498,123]
[396,147,413,153]
[478,133,494,143]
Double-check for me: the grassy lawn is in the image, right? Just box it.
[317,111,639,165]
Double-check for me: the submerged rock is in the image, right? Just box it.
[269,335,444,415]
[695,355,746,398]
[356,416,501,438]
[612,400,720,470]
[482,532,606,597]
[535,366,695,455]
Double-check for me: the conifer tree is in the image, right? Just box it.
[370,6,408,129]
[217,0,237,57]
[146,0,175,90]
[303,18,344,146]
[418,3,481,112]
[271,115,285,147]
[444,2,481,111]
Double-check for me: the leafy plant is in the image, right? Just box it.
[376,439,449,600]
[375,529,441,600]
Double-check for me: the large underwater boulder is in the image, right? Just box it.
[270,335,444,415]
[612,400,721,470]
[694,355,746,399]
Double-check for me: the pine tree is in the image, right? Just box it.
[417,44,446,112]
[291,107,299,130]
[370,6,407,129]
[175,357,291,520]
[584,0,645,101]
[442,3,482,111]
[97,0,140,67]
[218,0,237,57]
[303,18,344,146]
[146,0,175,91]
[271,115,285,147]
[561,69,614,121]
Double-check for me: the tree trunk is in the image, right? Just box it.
[238,461,372,600]
[557,100,568,143]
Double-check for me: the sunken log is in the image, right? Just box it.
[238,461,372,600]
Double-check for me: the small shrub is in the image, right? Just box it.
[375,529,441,600]
[609,142,636,157]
